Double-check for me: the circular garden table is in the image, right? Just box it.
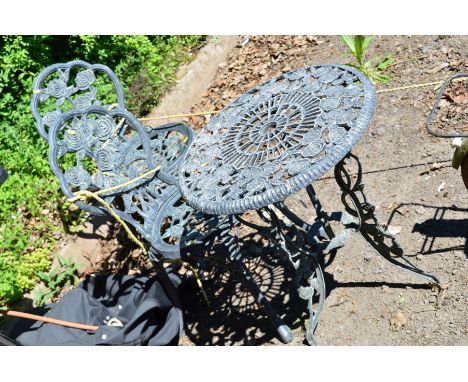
[178,65,375,215]
[178,64,439,345]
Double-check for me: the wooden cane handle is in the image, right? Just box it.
[0,309,98,331]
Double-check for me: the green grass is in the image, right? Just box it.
[0,35,205,307]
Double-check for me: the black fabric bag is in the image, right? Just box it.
[15,273,183,346]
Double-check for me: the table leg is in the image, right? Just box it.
[334,152,440,284]
[296,255,325,346]
[211,218,295,344]
[306,184,336,240]
[258,207,326,345]
[273,186,334,241]
[274,188,353,255]
[230,260,294,344]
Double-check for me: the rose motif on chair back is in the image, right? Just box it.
[31,61,125,140]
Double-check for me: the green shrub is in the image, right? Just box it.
[0,245,53,308]
[0,35,205,307]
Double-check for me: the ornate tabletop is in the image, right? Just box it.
[178,64,376,215]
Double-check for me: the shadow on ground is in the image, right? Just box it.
[179,247,308,346]
[387,203,468,257]
[178,227,440,346]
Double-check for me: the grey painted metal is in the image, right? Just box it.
[29,60,208,342]
[34,61,346,345]
[31,60,126,140]
[202,216,295,344]
[178,65,376,215]
[31,61,226,261]
[176,63,439,345]
[34,60,438,346]
[253,206,327,346]
[334,152,440,284]
[46,105,203,259]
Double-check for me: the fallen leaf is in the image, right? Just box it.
[386,201,398,212]
[438,98,450,108]
[447,85,468,104]
[189,115,206,130]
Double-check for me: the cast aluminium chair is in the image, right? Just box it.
[31,61,214,335]
[31,61,296,344]
[31,61,208,257]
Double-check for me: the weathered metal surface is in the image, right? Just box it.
[179,65,376,215]
[34,61,438,346]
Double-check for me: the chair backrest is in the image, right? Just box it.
[47,105,196,257]
[31,60,126,140]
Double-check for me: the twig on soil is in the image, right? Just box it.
[419,162,445,175]
[412,309,436,314]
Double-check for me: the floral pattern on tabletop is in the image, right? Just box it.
[179,65,375,214]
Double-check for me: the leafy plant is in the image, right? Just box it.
[0,244,53,308]
[341,35,393,83]
[33,255,80,306]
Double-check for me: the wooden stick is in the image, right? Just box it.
[0,309,99,331]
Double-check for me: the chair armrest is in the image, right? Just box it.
[144,122,196,186]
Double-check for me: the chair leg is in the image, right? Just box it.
[153,260,185,339]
